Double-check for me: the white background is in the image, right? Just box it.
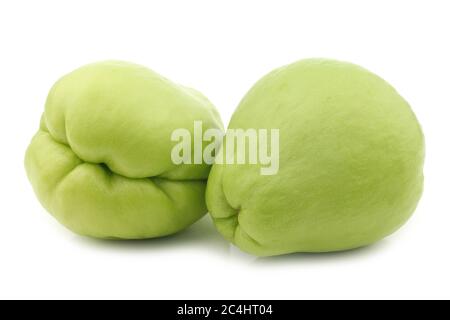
[0,0,449,300]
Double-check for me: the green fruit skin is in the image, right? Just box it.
[206,59,424,256]
[25,61,223,239]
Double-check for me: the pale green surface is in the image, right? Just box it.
[206,59,425,256]
[25,61,223,239]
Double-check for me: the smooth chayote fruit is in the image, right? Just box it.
[206,58,424,256]
[25,61,223,239]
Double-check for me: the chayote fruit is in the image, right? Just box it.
[206,58,424,256]
[25,61,223,239]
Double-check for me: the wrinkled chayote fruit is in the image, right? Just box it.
[206,58,424,256]
[25,61,223,239]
